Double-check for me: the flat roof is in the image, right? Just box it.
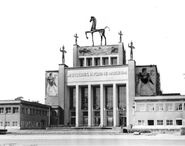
[0,100,50,108]
[134,95,185,101]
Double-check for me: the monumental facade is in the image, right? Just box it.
[45,17,185,129]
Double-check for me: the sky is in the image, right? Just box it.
[0,0,185,103]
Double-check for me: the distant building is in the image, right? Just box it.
[0,100,50,130]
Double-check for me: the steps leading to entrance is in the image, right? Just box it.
[46,126,122,133]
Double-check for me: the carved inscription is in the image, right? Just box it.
[67,70,127,78]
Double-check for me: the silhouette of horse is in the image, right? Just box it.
[85,16,110,46]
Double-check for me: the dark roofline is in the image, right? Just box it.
[0,99,51,108]
[161,93,181,96]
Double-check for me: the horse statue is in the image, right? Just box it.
[85,16,110,46]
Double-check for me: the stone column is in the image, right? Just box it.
[75,85,80,127]
[84,57,87,67]
[100,57,103,66]
[92,58,95,66]
[113,83,118,127]
[108,56,111,65]
[88,84,92,127]
[100,84,104,127]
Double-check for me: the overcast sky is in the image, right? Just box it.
[0,0,185,103]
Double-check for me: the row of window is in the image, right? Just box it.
[21,107,48,116]
[0,121,18,126]
[79,56,118,67]
[136,103,185,112]
[20,120,45,128]
[0,107,19,114]
[137,119,182,126]
[0,106,48,116]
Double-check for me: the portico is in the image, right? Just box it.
[65,65,132,127]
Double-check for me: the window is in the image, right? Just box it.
[157,120,163,125]
[0,121,3,126]
[176,120,182,125]
[92,86,100,110]
[166,120,173,125]
[105,86,113,109]
[13,107,19,113]
[30,108,33,115]
[147,104,155,111]
[38,109,41,116]
[6,107,11,113]
[69,87,76,110]
[42,110,45,116]
[102,57,109,65]
[175,103,182,111]
[12,121,18,126]
[136,104,145,112]
[79,58,84,67]
[25,108,28,114]
[22,108,25,114]
[81,86,88,110]
[117,85,126,109]
[166,103,173,111]
[83,111,88,116]
[156,103,164,111]
[148,120,154,126]
[111,57,117,65]
[86,58,92,66]
[138,120,145,125]
[5,121,10,126]
[94,58,100,66]
[0,108,4,114]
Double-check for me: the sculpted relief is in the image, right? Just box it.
[78,46,118,56]
[46,72,58,97]
[136,67,157,96]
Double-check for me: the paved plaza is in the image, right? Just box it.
[0,132,185,146]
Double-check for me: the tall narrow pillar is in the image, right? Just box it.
[127,60,136,127]
[73,45,79,67]
[84,57,87,67]
[75,85,80,127]
[92,58,95,66]
[88,84,92,127]
[113,83,118,127]
[108,56,111,65]
[100,84,104,127]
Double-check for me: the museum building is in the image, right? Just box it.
[45,31,185,129]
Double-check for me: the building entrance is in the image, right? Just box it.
[82,111,88,126]
[93,111,100,126]
[107,111,113,127]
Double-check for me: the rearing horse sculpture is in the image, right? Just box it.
[85,16,110,46]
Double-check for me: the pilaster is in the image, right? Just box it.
[127,60,136,127]
[58,64,68,125]
[73,45,79,67]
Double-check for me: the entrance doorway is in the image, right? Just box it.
[107,111,113,127]
[82,111,88,126]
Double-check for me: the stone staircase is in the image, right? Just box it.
[46,126,122,134]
